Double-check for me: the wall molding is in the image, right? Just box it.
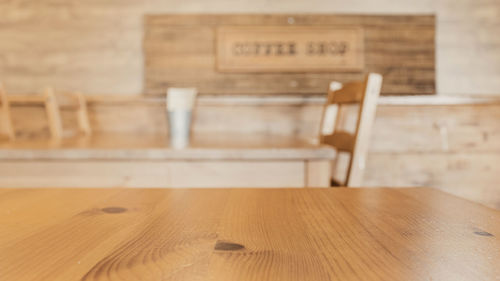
[86,94,500,106]
[5,94,500,108]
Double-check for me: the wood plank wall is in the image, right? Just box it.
[1,0,499,95]
[2,100,499,209]
[144,14,435,96]
[365,104,500,210]
[1,1,499,208]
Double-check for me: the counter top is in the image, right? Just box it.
[0,133,336,160]
[1,187,499,281]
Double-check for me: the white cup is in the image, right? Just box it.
[167,88,197,149]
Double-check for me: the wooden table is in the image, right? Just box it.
[0,133,336,188]
[0,187,498,281]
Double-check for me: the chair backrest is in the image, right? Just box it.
[319,73,383,187]
[0,86,64,141]
[0,85,92,141]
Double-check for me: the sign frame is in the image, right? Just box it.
[216,25,365,73]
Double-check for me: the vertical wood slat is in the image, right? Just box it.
[75,93,92,136]
[347,73,383,186]
[305,160,332,187]
[319,73,382,187]
[0,83,15,140]
[43,88,63,140]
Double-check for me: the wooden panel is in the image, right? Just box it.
[363,153,500,210]
[348,73,382,186]
[330,81,365,103]
[4,98,500,155]
[305,160,331,187]
[2,102,321,139]
[144,14,435,96]
[1,2,500,96]
[0,160,305,188]
[216,26,364,72]
[4,99,500,155]
[322,131,355,152]
[1,98,500,208]
[0,188,499,280]
[369,104,500,153]
[43,88,63,140]
[75,93,92,136]
[0,84,15,140]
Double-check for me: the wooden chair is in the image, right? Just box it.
[65,92,92,137]
[319,73,383,187]
[0,85,91,141]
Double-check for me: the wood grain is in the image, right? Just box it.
[363,153,500,210]
[305,160,331,187]
[1,1,499,96]
[0,84,15,140]
[215,26,364,72]
[1,99,500,208]
[0,132,336,160]
[0,160,308,188]
[43,88,63,140]
[0,188,498,281]
[319,73,382,186]
[144,14,435,96]
[0,133,334,188]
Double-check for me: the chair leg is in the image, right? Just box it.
[0,84,15,140]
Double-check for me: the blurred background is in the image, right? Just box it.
[0,0,499,209]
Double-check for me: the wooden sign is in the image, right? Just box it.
[216,26,364,72]
[144,14,436,96]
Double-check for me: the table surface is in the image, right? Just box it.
[0,133,335,160]
[0,188,498,281]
